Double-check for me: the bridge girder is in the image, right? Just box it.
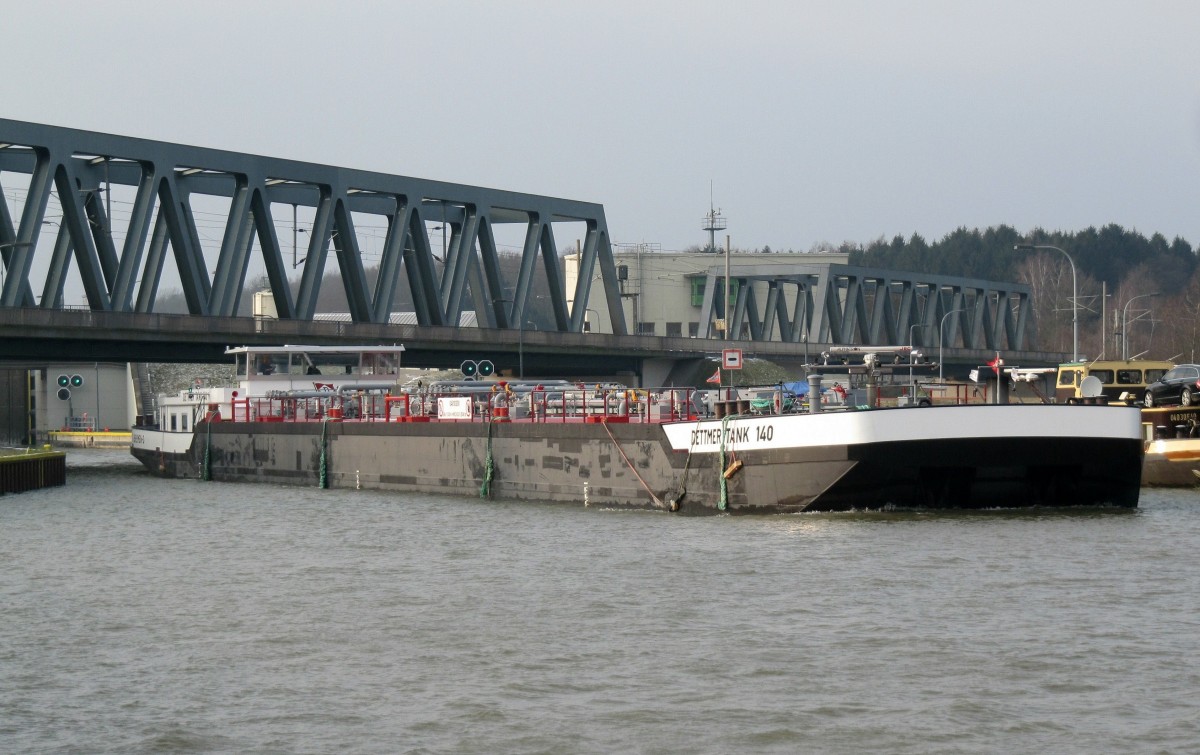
[697,263,1036,352]
[0,119,628,335]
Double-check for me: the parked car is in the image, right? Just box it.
[1144,364,1200,407]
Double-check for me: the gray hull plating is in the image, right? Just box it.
[139,420,852,514]
[132,417,1142,513]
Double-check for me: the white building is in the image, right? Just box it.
[564,248,849,337]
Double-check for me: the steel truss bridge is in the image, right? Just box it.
[0,118,628,334]
[0,119,1058,376]
[698,263,1034,354]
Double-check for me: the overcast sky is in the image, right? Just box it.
[4,1,1199,254]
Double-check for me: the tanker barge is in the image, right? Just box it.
[131,345,1144,513]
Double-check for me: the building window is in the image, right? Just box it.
[691,278,739,307]
[688,322,700,337]
[637,321,656,335]
[666,322,682,337]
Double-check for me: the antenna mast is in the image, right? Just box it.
[701,182,727,253]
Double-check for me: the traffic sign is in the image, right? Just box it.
[722,348,743,369]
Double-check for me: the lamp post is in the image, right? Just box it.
[518,319,526,379]
[496,292,541,378]
[799,295,810,368]
[1014,243,1078,362]
[439,200,449,261]
[431,224,447,262]
[583,308,600,333]
[1121,292,1160,360]
[909,322,922,399]
[938,308,966,382]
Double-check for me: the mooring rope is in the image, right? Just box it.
[480,420,495,498]
[319,419,329,489]
[601,419,666,509]
[718,412,742,511]
[202,419,212,482]
[666,415,706,510]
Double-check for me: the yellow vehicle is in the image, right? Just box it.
[1055,359,1173,404]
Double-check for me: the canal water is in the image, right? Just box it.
[2,449,1199,754]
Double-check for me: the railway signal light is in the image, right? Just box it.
[56,373,82,400]
[461,359,495,380]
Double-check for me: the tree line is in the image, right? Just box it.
[846,224,1200,363]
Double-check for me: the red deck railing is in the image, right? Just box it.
[225,387,700,425]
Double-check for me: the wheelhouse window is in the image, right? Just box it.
[361,351,401,377]
[1116,370,1141,385]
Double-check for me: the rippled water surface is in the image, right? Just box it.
[3,449,1200,753]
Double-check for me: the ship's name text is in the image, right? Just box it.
[690,422,774,446]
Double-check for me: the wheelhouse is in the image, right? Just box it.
[1055,359,1173,403]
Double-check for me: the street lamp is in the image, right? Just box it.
[430,225,448,261]
[1014,243,1078,362]
[495,294,533,378]
[1121,292,1159,360]
[909,322,922,399]
[518,319,540,379]
[583,308,600,333]
[938,308,966,382]
[518,319,526,379]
